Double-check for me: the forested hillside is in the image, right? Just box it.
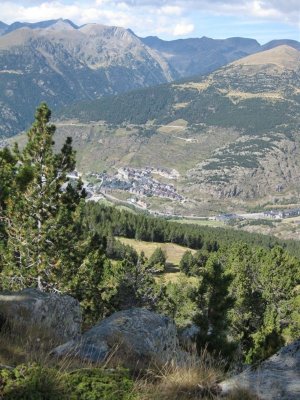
[0,104,299,399]
[60,46,300,133]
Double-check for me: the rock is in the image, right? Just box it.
[52,308,179,367]
[0,288,81,341]
[220,339,300,400]
[178,324,200,350]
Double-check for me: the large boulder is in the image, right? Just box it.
[178,324,200,350]
[0,288,81,341]
[220,339,300,400]
[52,308,179,367]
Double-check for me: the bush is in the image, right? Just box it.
[66,368,136,400]
[0,364,66,400]
[0,364,136,400]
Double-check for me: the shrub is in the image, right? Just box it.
[66,368,136,400]
[0,364,67,400]
[0,365,136,400]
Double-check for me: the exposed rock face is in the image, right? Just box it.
[0,288,81,341]
[220,339,300,400]
[52,308,179,366]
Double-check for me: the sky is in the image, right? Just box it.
[0,0,299,44]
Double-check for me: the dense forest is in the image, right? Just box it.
[58,68,300,136]
[84,202,300,258]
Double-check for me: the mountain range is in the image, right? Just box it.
[0,18,299,137]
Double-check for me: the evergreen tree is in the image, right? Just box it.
[0,103,85,291]
[147,247,166,272]
[226,244,265,361]
[179,250,195,276]
[194,254,235,358]
[248,246,300,362]
[100,253,166,311]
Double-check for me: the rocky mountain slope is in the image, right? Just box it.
[55,45,300,212]
[0,19,176,137]
[142,35,300,78]
[0,18,299,138]
[141,35,261,77]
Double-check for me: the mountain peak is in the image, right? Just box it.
[79,23,135,42]
[45,19,77,31]
[232,45,300,70]
[262,39,300,52]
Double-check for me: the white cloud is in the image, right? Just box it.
[0,0,197,37]
[0,0,298,39]
[101,0,300,25]
[173,22,195,36]
[159,6,183,16]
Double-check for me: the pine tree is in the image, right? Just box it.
[226,243,265,362]
[194,254,235,358]
[147,247,166,272]
[0,103,85,291]
[179,250,195,276]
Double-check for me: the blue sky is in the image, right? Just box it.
[1,0,299,43]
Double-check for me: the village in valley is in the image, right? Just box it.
[67,167,300,226]
[78,166,184,209]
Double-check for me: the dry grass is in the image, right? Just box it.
[0,320,62,367]
[135,348,225,400]
[118,237,196,266]
[132,346,260,400]
[226,90,284,103]
[0,319,95,371]
[0,319,120,373]
[232,45,300,70]
[0,323,260,400]
[118,237,199,284]
[173,81,212,92]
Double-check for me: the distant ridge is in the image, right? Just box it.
[0,18,299,137]
[0,19,79,35]
[58,44,300,126]
[231,45,300,71]
[141,35,261,77]
[0,20,176,136]
[262,39,300,52]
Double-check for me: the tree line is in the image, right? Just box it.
[83,202,300,258]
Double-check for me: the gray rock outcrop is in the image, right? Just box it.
[0,288,81,341]
[220,339,300,400]
[52,308,179,366]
